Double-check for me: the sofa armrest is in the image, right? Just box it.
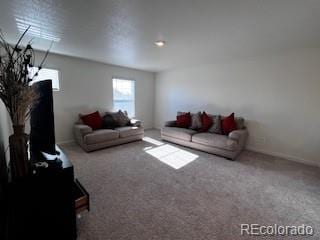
[228,129,248,145]
[130,118,142,127]
[165,120,176,127]
[74,124,93,138]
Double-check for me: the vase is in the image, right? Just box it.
[9,125,29,180]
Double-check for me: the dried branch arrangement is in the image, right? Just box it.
[0,27,50,127]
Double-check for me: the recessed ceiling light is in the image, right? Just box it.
[155,40,165,47]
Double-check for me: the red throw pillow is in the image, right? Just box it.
[81,111,103,130]
[221,113,237,135]
[176,112,191,128]
[200,111,213,132]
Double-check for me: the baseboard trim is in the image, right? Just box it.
[246,146,319,167]
[144,128,157,131]
[57,140,75,145]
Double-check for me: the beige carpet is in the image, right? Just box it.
[61,130,320,240]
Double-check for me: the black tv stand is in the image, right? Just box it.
[1,146,89,240]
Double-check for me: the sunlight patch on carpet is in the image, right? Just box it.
[144,146,153,151]
[145,144,198,169]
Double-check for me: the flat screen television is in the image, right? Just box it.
[30,80,56,157]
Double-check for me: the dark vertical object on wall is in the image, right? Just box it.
[30,80,56,156]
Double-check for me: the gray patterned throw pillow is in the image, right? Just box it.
[189,112,202,130]
[105,110,130,127]
[117,110,130,127]
[235,117,245,129]
[208,115,222,134]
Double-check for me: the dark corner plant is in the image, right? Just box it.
[0,26,51,180]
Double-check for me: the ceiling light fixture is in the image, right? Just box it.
[155,40,165,47]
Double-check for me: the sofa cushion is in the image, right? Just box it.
[192,132,238,151]
[102,113,119,129]
[117,110,130,127]
[200,111,213,132]
[189,112,202,130]
[178,112,202,130]
[80,111,103,130]
[208,115,222,134]
[115,126,144,138]
[235,117,245,130]
[221,113,237,135]
[221,115,245,130]
[105,110,130,127]
[161,127,197,142]
[176,112,191,128]
[84,129,119,145]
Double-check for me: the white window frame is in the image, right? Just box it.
[112,77,136,117]
[29,67,60,91]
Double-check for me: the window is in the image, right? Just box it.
[29,67,60,91]
[113,78,135,117]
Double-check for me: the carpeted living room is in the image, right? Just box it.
[63,130,320,239]
[0,0,320,239]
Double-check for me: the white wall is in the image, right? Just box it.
[154,48,320,166]
[35,52,155,143]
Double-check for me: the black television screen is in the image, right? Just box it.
[30,80,56,156]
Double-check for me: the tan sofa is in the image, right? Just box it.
[161,117,248,160]
[74,119,144,152]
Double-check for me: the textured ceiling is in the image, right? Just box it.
[1,0,320,72]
